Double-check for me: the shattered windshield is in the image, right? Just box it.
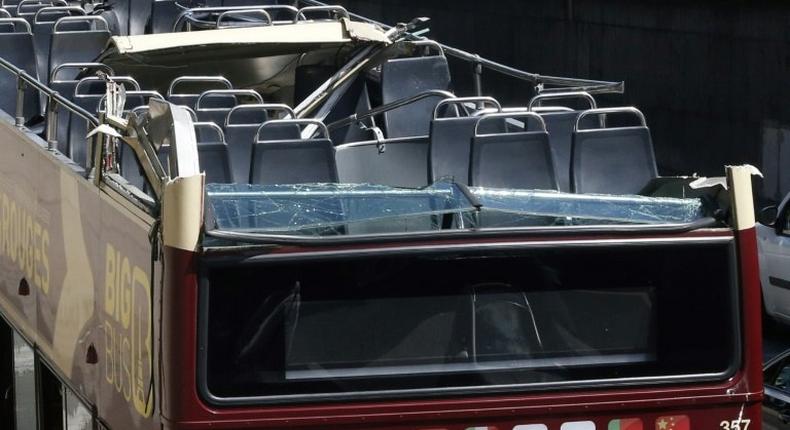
[205,181,710,239]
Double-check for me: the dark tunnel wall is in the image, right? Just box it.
[337,0,790,202]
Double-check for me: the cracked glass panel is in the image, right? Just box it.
[205,182,707,237]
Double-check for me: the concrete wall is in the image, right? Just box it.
[337,0,790,201]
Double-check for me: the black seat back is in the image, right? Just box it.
[429,96,501,185]
[194,122,232,183]
[49,16,110,86]
[381,43,451,138]
[195,88,263,127]
[0,18,40,120]
[470,112,558,191]
[31,6,84,84]
[324,75,373,145]
[224,103,295,183]
[15,0,66,26]
[128,0,152,35]
[335,136,430,188]
[529,91,598,192]
[151,0,179,34]
[166,75,232,108]
[571,107,658,195]
[251,119,337,185]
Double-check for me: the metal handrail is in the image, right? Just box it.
[16,0,66,16]
[0,55,99,161]
[74,75,140,97]
[172,5,299,32]
[299,0,624,95]
[216,9,272,28]
[195,89,263,111]
[575,107,647,131]
[256,119,329,141]
[528,91,597,110]
[98,90,165,113]
[294,5,349,23]
[193,121,225,143]
[167,75,232,97]
[433,96,501,119]
[328,89,454,131]
[0,17,31,33]
[50,62,113,83]
[225,103,295,127]
[52,15,109,33]
[33,5,84,24]
[474,111,547,136]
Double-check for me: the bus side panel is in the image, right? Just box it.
[0,119,160,429]
[96,189,159,430]
[0,121,42,350]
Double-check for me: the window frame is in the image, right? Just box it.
[196,236,742,407]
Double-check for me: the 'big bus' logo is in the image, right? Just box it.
[103,243,153,418]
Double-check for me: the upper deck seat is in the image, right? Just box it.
[335,136,430,188]
[571,107,658,195]
[470,112,558,191]
[49,63,112,152]
[31,6,85,84]
[428,97,503,185]
[93,0,129,35]
[324,75,374,145]
[224,104,296,183]
[48,16,110,84]
[0,18,41,121]
[250,119,338,185]
[195,89,263,130]
[166,76,233,108]
[528,92,599,193]
[16,0,66,24]
[194,122,232,183]
[381,43,451,138]
[151,0,179,34]
[68,76,140,166]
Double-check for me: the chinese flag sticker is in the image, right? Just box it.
[609,418,643,430]
[655,415,690,430]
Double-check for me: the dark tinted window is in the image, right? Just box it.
[201,241,738,403]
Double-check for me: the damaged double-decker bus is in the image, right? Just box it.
[0,1,763,430]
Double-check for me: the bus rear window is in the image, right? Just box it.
[199,240,738,404]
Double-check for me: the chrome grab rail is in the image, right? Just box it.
[0,55,99,167]
[433,96,501,119]
[195,89,263,111]
[473,111,547,136]
[225,103,295,127]
[528,91,597,110]
[216,9,272,28]
[327,89,454,131]
[167,75,232,98]
[50,62,113,83]
[299,0,625,96]
[256,119,329,141]
[193,121,225,143]
[575,107,647,131]
[172,5,299,32]
[294,5,349,23]
[33,5,85,24]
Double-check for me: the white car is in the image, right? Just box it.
[758,193,790,325]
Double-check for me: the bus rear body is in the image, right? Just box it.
[0,1,762,429]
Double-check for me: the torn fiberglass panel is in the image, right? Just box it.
[205,182,476,234]
[471,188,705,226]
